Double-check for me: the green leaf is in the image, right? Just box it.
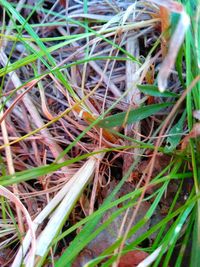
[176,46,185,87]
[191,204,200,267]
[98,103,172,128]
[137,84,178,98]
[165,111,186,152]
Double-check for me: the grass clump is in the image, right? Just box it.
[0,0,199,266]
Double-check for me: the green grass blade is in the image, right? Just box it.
[175,212,194,267]
[98,103,172,128]
[165,110,186,152]
[137,84,178,98]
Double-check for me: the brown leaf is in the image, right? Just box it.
[181,123,200,150]
[159,6,170,57]
[119,250,149,267]
[59,0,66,7]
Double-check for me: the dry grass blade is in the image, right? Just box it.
[89,61,121,98]
[122,36,140,176]
[35,153,104,259]
[137,246,162,267]
[148,0,190,91]
[0,185,36,267]
[0,103,24,233]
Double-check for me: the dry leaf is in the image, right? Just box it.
[181,123,200,150]
[119,250,149,267]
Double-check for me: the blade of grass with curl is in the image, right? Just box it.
[0,185,36,267]
[148,0,190,92]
